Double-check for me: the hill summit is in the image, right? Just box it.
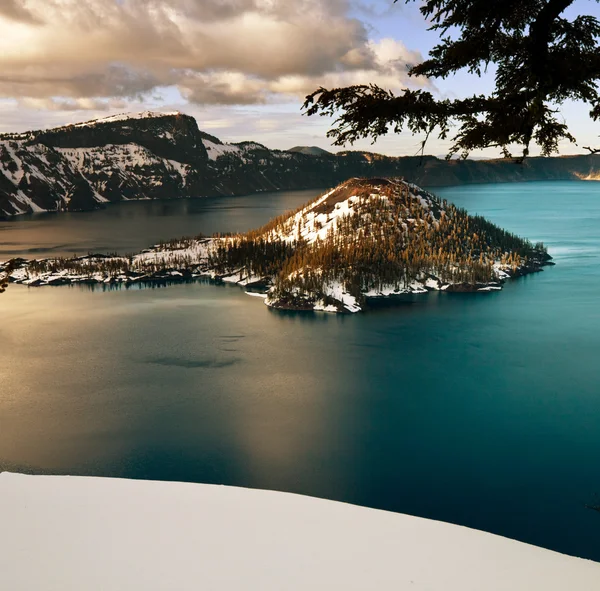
[288,146,333,156]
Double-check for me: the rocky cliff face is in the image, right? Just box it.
[1,111,598,217]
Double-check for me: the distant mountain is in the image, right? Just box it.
[1,111,598,217]
[288,146,333,156]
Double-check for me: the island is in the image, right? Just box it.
[1,178,553,313]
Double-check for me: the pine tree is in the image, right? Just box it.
[304,0,600,159]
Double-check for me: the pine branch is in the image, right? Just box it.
[306,1,600,159]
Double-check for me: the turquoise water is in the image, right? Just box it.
[1,181,599,559]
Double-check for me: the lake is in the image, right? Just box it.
[1,181,599,560]
[0,189,323,260]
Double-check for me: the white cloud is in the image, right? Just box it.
[0,1,428,107]
[18,97,130,111]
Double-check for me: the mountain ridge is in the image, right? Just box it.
[1,111,598,217]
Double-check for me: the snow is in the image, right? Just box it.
[58,143,161,172]
[575,172,600,181]
[166,159,189,185]
[56,144,189,197]
[220,270,247,284]
[364,285,404,297]
[59,145,134,175]
[13,189,46,213]
[0,141,25,183]
[236,142,267,150]
[133,240,213,266]
[1,472,598,591]
[72,111,181,128]
[245,291,268,298]
[220,270,260,286]
[263,180,443,249]
[202,139,242,160]
[263,186,357,245]
[322,280,361,313]
[493,262,512,279]
[313,300,340,313]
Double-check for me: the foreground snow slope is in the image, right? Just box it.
[1,473,598,590]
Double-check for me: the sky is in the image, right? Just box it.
[0,0,598,157]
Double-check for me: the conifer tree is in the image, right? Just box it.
[304,0,600,160]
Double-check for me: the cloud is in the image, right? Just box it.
[179,72,269,105]
[18,97,129,111]
[0,0,41,24]
[0,0,429,108]
[0,66,165,102]
[269,39,427,99]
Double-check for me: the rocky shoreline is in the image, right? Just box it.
[0,247,553,313]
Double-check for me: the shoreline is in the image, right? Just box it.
[1,251,553,314]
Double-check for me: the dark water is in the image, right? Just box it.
[0,189,322,259]
[1,181,599,560]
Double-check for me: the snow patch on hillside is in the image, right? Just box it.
[202,139,242,160]
[0,141,26,184]
[133,240,213,266]
[13,190,46,213]
[322,280,361,312]
[167,159,189,185]
[364,281,429,297]
[58,144,164,172]
[263,181,441,247]
[55,144,190,194]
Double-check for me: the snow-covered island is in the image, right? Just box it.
[1,178,553,313]
[1,472,598,590]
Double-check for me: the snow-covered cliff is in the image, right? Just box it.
[0,111,336,216]
[1,111,599,217]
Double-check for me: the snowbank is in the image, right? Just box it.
[202,139,242,160]
[1,472,598,590]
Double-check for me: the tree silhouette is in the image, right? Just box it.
[305,0,600,160]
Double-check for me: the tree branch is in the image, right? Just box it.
[583,146,600,154]
[306,1,599,159]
